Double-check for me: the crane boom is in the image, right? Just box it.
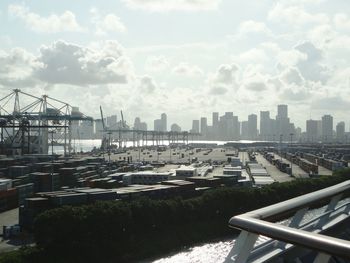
[100,106,106,130]
[120,110,125,128]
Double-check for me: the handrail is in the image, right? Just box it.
[229,215,350,260]
[227,180,350,261]
[236,180,350,221]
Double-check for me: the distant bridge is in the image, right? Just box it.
[225,180,350,263]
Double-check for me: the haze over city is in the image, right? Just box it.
[0,0,349,130]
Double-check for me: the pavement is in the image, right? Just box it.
[0,208,18,235]
[255,153,294,183]
[0,208,34,253]
[272,154,309,179]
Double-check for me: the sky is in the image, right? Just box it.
[0,0,349,130]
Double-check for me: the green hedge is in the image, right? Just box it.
[5,169,350,263]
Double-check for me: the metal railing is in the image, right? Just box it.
[225,180,350,263]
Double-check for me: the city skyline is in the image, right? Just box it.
[0,0,349,130]
[73,104,350,143]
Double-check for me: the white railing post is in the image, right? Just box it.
[275,207,308,249]
[313,252,331,263]
[316,194,342,229]
[224,230,258,263]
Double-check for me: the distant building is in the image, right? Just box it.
[107,115,117,128]
[306,119,318,142]
[191,120,200,133]
[79,120,93,139]
[134,117,147,131]
[200,117,208,138]
[161,113,167,132]
[248,114,258,140]
[154,119,162,131]
[154,113,167,131]
[336,121,345,143]
[322,115,333,142]
[171,123,181,132]
[212,112,219,139]
[276,104,291,140]
[260,111,271,141]
[94,119,104,139]
[241,121,248,139]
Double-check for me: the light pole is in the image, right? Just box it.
[279,134,283,162]
[108,132,111,169]
[49,130,55,191]
[290,133,294,176]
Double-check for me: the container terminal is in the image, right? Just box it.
[0,90,349,253]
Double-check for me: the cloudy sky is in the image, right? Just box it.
[0,0,349,130]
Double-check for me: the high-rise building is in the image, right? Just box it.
[191,120,199,133]
[248,114,258,140]
[134,117,147,131]
[322,115,333,142]
[241,121,248,139]
[171,123,181,132]
[94,119,104,139]
[134,117,141,129]
[276,104,291,140]
[233,116,240,141]
[260,111,271,141]
[200,117,208,138]
[79,120,93,139]
[154,119,162,131]
[212,112,219,139]
[161,113,167,131]
[306,120,318,142]
[277,105,288,119]
[336,122,345,143]
[107,115,117,128]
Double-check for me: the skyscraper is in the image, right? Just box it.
[191,120,199,133]
[212,112,219,139]
[200,117,208,138]
[306,119,318,142]
[248,114,258,140]
[276,104,291,139]
[260,111,271,141]
[154,119,162,131]
[336,121,345,143]
[171,123,181,132]
[241,121,248,139]
[161,113,167,131]
[277,105,288,119]
[322,115,333,142]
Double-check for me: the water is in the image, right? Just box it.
[50,139,262,155]
[151,198,350,263]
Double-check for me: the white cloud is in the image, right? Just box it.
[172,63,203,77]
[8,4,83,33]
[137,75,157,94]
[238,20,272,36]
[208,86,227,95]
[334,13,350,31]
[294,41,330,83]
[280,67,304,86]
[0,47,42,87]
[311,97,350,111]
[238,48,268,64]
[145,56,169,72]
[35,40,132,85]
[268,3,329,26]
[90,8,126,35]
[121,0,221,12]
[0,40,134,87]
[245,81,267,92]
